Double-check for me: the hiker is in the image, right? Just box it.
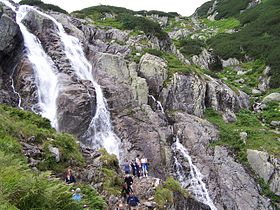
[135,155,142,177]
[124,173,134,192]
[65,169,76,184]
[130,160,136,176]
[121,182,132,201]
[123,159,131,174]
[127,192,140,209]
[116,200,125,210]
[72,188,82,202]
[141,156,148,177]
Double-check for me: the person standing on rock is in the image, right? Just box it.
[124,173,134,192]
[123,158,131,174]
[135,155,142,177]
[65,168,76,184]
[130,160,136,176]
[141,156,148,177]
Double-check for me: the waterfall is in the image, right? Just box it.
[172,137,217,210]
[2,0,121,158]
[148,94,164,113]
[30,7,121,158]
[1,0,59,128]
[10,67,23,109]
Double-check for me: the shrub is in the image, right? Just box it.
[19,0,68,14]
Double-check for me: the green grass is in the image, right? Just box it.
[19,0,68,14]
[155,177,188,209]
[202,18,240,33]
[205,109,280,161]
[207,0,280,88]
[0,105,105,209]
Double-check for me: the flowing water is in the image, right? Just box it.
[172,137,217,210]
[1,0,121,158]
[10,67,23,109]
[1,0,59,128]
[148,94,164,113]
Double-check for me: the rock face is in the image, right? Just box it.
[0,3,276,210]
[163,73,249,118]
[247,150,280,196]
[139,53,168,96]
[192,49,223,72]
[0,5,24,107]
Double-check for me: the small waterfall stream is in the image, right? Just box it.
[1,0,121,158]
[172,137,217,210]
[148,94,164,113]
[10,67,23,109]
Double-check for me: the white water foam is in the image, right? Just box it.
[16,4,121,158]
[172,137,217,210]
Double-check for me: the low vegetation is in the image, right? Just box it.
[155,177,189,209]
[19,0,68,14]
[0,105,105,209]
[205,109,280,162]
[206,0,280,88]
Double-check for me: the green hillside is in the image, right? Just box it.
[0,105,105,210]
[195,0,280,88]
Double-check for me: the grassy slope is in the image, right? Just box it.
[206,0,280,88]
[0,105,105,210]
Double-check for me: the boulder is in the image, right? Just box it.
[139,53,168,96]
[48,145,60,162]
[164,73,206,117]
[262,93,280,104]
[192,49,223,72]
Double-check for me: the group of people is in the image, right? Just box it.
[118,155,150,209]
[123,155,149,178]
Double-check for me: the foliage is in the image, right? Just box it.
[19,0,68,14]
[207,0,280,88]
[155,177,188,209]
[215,0,250,20]
[257,178,280,203]
[194,1,214,18]
[260,101,280,125]
[99,148,119,170]
[136,10,179,18]
[101,168,123,196]
[202,18,240,33]
[0,104,105,209]
[73,5,168,40]
[0,152,82,210]
[143,48,163,58]
[205,109,280,163]
[175,38,205,57]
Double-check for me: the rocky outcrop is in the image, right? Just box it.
[163,73,249,118]
[139,53,168,96]
[247,149,280,196]
[192,49,223,72]
[262,92,280,104]
[0,5,24,107]
[164,73,206,117]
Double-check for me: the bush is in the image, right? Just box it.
[19,0,68,14]
[176,38,205,57]
[155,177,188,209]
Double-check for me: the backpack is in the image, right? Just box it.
[128,196,139,207]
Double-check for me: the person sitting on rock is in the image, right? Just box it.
[72,188,82,202]
[127,192,140,209]
[65,168,76,184]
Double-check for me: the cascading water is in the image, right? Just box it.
[10,67,23,109]
[3,0,121,158]
[148,94,164,113]
[31,8,121,158]
[172,137,217,210]
[1,0,59,128]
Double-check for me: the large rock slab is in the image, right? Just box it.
[139,53,168,96]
